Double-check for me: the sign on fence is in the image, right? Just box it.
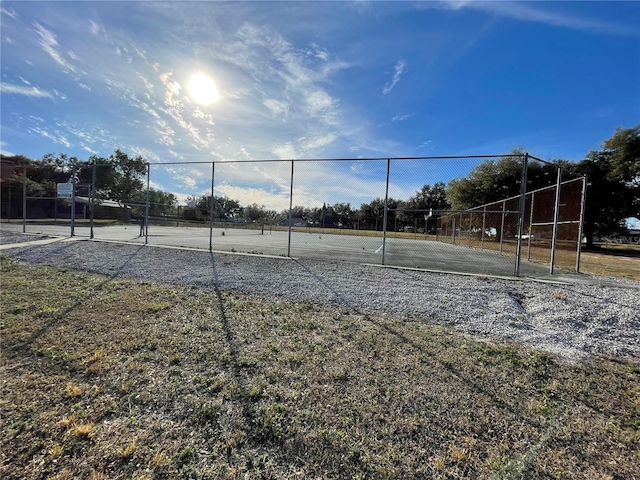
[57,183,73,199]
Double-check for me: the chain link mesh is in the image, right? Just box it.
[4,155,586,277]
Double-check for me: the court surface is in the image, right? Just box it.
[1,222,559,278]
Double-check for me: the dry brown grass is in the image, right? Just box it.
[1,257,638,479]
[579,244,640,280]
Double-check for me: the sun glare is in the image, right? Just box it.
[187,73,219,105]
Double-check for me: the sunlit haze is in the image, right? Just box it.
[188,73,219,106]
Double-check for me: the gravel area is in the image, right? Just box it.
[2,232,639,360]
[0,231,57,245]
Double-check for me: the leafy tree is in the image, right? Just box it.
[147,189,177,216]
[332,202,355,228]
[196,195,243,221]
[279,205,310,223]
[107,150,147,204]
[603,126,640,189]
[3,153,80,198]
[358,198,386,230]
[403,182,450,233]
[263,209,281,225]
[244,203,267,223]
[446,150,559,211]
[570,126,640,246]
[74,150,146,220]
[447,154,523,210]
[77,150,146,203]
[78,155,119,199]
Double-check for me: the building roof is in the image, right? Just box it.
[74,196,131,209]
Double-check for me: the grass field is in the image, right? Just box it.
[1,257,638,479]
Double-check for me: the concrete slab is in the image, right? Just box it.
[0,222,565,280]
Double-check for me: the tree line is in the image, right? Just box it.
[1,126,637,246]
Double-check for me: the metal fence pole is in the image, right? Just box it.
[22,165,26,233]
[452,216,456,245]
[209,162,215,252]
[499,200,505,254]
[549,167,562,274]
[576,176,587,273]
[90,160,96,239]
[381,159,390,265]
[515,153,529,277]
[481,207,486,250]
[287,160,294,257]
[467,213,471,248]
[71,163,76,237]
[527,192,535,260]
[144,164,150,245]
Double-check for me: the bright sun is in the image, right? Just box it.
[187,73,219,105]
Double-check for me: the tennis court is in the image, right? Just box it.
[1,222,553,278]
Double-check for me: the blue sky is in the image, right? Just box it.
[1,1,639,210]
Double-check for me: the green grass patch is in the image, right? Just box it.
[1,257,638,479]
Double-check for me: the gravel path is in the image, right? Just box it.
[2,232,639,360]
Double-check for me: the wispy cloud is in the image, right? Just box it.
[272,143,298,160]
[204,20,345,130]
[301,133,338,152]
[263,98,289,119]
[28,125,72,148]
[89,20,103,36]
[417,140,434,152]
[0,83,54,99]
[446,1,640,37]
[33,22,76,72]
[382,60,405,95]
[0,6,18,20]
[391,114,410,123]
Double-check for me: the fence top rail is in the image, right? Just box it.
[388,208,520,215]
[142,154,523,166]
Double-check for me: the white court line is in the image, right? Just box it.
[374,244,384,254]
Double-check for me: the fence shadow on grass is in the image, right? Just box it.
[208,252,260,449]
[292,258,548,431]
[4,244,145,357]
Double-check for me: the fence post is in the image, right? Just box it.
[287,160,294,257]
[144,164,150,245]
[499,200,505,254]
[22,165,26,233]
[576,176,587,273]
[381,159,390,265]
[209,162,215,252]
[481,207,486,250]
[549,167,562,274]
[90,160,96,239]
[527,192,535,260]
[515,153,529,276]
[71,162,76,237]
[452,216,456,245]
[467,213,471,248]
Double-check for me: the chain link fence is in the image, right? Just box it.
[2,154,586,277]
